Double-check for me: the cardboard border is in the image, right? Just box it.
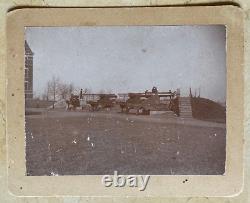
[6,6,244,197]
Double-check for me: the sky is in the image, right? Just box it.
[25,25,226,102]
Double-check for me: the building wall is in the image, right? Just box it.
[25,41,33,99]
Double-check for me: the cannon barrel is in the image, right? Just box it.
[128,91,176,98]
[83,93,117,98]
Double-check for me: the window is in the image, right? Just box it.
[25,81,28,90]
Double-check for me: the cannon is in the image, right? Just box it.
[85,94,117,111]
[118,88,179,115]
[66,94,80,110]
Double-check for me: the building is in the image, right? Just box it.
[25,41,33,99]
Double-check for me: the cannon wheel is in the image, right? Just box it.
[145,109,150,115]
[121,107,126,113]
[125,107,130,114]
[90,103,97,111]
[136,107,149,115]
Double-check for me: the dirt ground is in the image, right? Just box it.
[25,109,226,175]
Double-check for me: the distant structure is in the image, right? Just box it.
[24,41,33,99]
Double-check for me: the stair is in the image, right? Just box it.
[179,97,193,118]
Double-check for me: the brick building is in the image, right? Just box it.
[25,41,33,99]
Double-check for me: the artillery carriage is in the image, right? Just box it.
[118,87,180,115]
[66,93,117,111]
[85,94,117,111]
[66,94,80,110]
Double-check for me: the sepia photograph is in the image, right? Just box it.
[24,25,226,176]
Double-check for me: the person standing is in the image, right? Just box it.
[79,89,85,110]
[80,89,83,99]
[152,86,158,94]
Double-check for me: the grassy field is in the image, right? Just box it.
[25,110,226,175]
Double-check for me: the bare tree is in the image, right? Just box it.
[106,89,113,94]
[98,89,105,94]
[68,83,74,95]
[52,76,59,108]
[41,93,47,101]
[58,83,69,100]
[43,76,95,108]
[43,81,51,101]
[83,88,91,94]
[45,76,61,108]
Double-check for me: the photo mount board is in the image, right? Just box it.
[6,6,244,197]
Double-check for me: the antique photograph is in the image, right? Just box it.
[24,25,226,176]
